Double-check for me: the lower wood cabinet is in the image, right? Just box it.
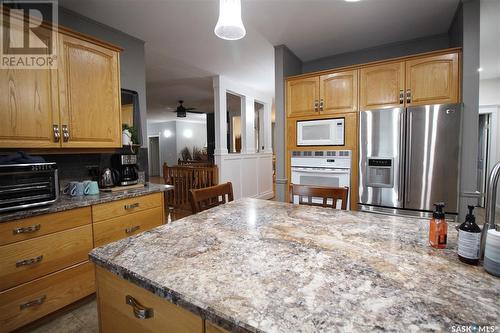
[93,206,164,247]
[0,193,165,332]
[97,266,204,333]
[0,261,95,333]
[0,224,93,291]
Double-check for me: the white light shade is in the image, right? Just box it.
[214,0,246,40]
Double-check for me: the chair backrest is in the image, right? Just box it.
[163,163,219,210]
[290,184,349,210]
[189,182,234,213]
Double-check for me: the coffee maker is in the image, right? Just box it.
[112,154,139,186]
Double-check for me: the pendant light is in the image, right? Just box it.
[214,0,246,40]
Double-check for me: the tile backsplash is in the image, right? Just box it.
[38,148,149,187]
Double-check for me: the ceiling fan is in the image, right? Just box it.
[172,100,203,118]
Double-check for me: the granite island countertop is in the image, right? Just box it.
[89,198,500,333]
[0,183,173,223]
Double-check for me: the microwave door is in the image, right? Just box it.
[359,108,404,208]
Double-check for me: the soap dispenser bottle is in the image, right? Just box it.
[429,202,447,249]
[457,205,482,265]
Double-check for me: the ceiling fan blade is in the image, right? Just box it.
[187,110,205,114]
[185,107,197,111]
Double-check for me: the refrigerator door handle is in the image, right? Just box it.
[405,111,413,203]
[398,110,405,203]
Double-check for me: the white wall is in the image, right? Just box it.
[479,78,500,209]
[213,76,274,200]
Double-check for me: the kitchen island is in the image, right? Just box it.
[90,198,499,333]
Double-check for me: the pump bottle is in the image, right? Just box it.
[457,205,482,265]
[429,202,447,249]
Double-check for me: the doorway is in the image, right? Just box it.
[477,113,490,207]
[148,136,160,177]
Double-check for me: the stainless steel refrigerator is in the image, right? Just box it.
[358,104,462,217]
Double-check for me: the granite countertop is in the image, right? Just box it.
[0,183,173,223]
[90,198,500,333]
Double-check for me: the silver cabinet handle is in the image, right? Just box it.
[314,100,319,111]
[124,203,139,210]
[13,224,41,235]
[16,255,43,267]
[53,125,60,142]
[20,295,46,310]
[399,89,404,104]
[62,125,70,142]
[406,89,411,104]
[125,295,154,319]
[125,225,140,234]
[319,99,324,111]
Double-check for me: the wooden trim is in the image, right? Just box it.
[286,47,462,81]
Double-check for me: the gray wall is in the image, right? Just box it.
[459,0,480,219]
[147,121,208,170]
[175,121,208,156]
[302,34,450,73]
[59,7,148,146]
[274,45,302,202]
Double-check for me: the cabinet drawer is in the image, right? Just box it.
[92,193,163,222]
[93,207,164,247]
[0,224,93,291]
[0,207,91,246]
[97,266,203,333]
[0,261,95,333]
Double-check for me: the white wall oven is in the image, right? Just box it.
[296,118,344,146]
[291,150,351,210]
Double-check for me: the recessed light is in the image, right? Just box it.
[344,0,361,2]
[477,67,484,72]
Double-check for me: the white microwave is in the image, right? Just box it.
[296,118,345,146]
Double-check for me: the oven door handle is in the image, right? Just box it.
[292,169,350,175]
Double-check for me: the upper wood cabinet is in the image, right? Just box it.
[360,62,405,110]
[0,19,60,148]
[405,53,459,106]
[319,70,358,114]
[58,34,122,148]
[0,14,122,149]
[286,77,319,117]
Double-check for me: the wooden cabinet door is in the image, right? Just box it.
[58,34,122,148]
[286,77,319,117]
[360,62,405,110]
[405,53,459,106]
[0,19,60,148]
[319,70,358,114]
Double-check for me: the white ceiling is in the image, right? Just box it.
[60,0,460,122]
[480,0,500,80]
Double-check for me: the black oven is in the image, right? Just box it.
[0,163,59,213]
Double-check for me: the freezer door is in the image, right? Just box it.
[359,108,405,208]
[405,104,462,213]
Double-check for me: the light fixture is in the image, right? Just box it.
[478,67,484,72]
[183,129,193,138]
[214,0,246,40]
[344,0,361,2]
[163,129,172,138]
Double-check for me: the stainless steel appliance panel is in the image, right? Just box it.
[359,108,404,208]
[405,104,462,213]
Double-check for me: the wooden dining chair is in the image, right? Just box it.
[290,184,349,210]
[189,182,234,213]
